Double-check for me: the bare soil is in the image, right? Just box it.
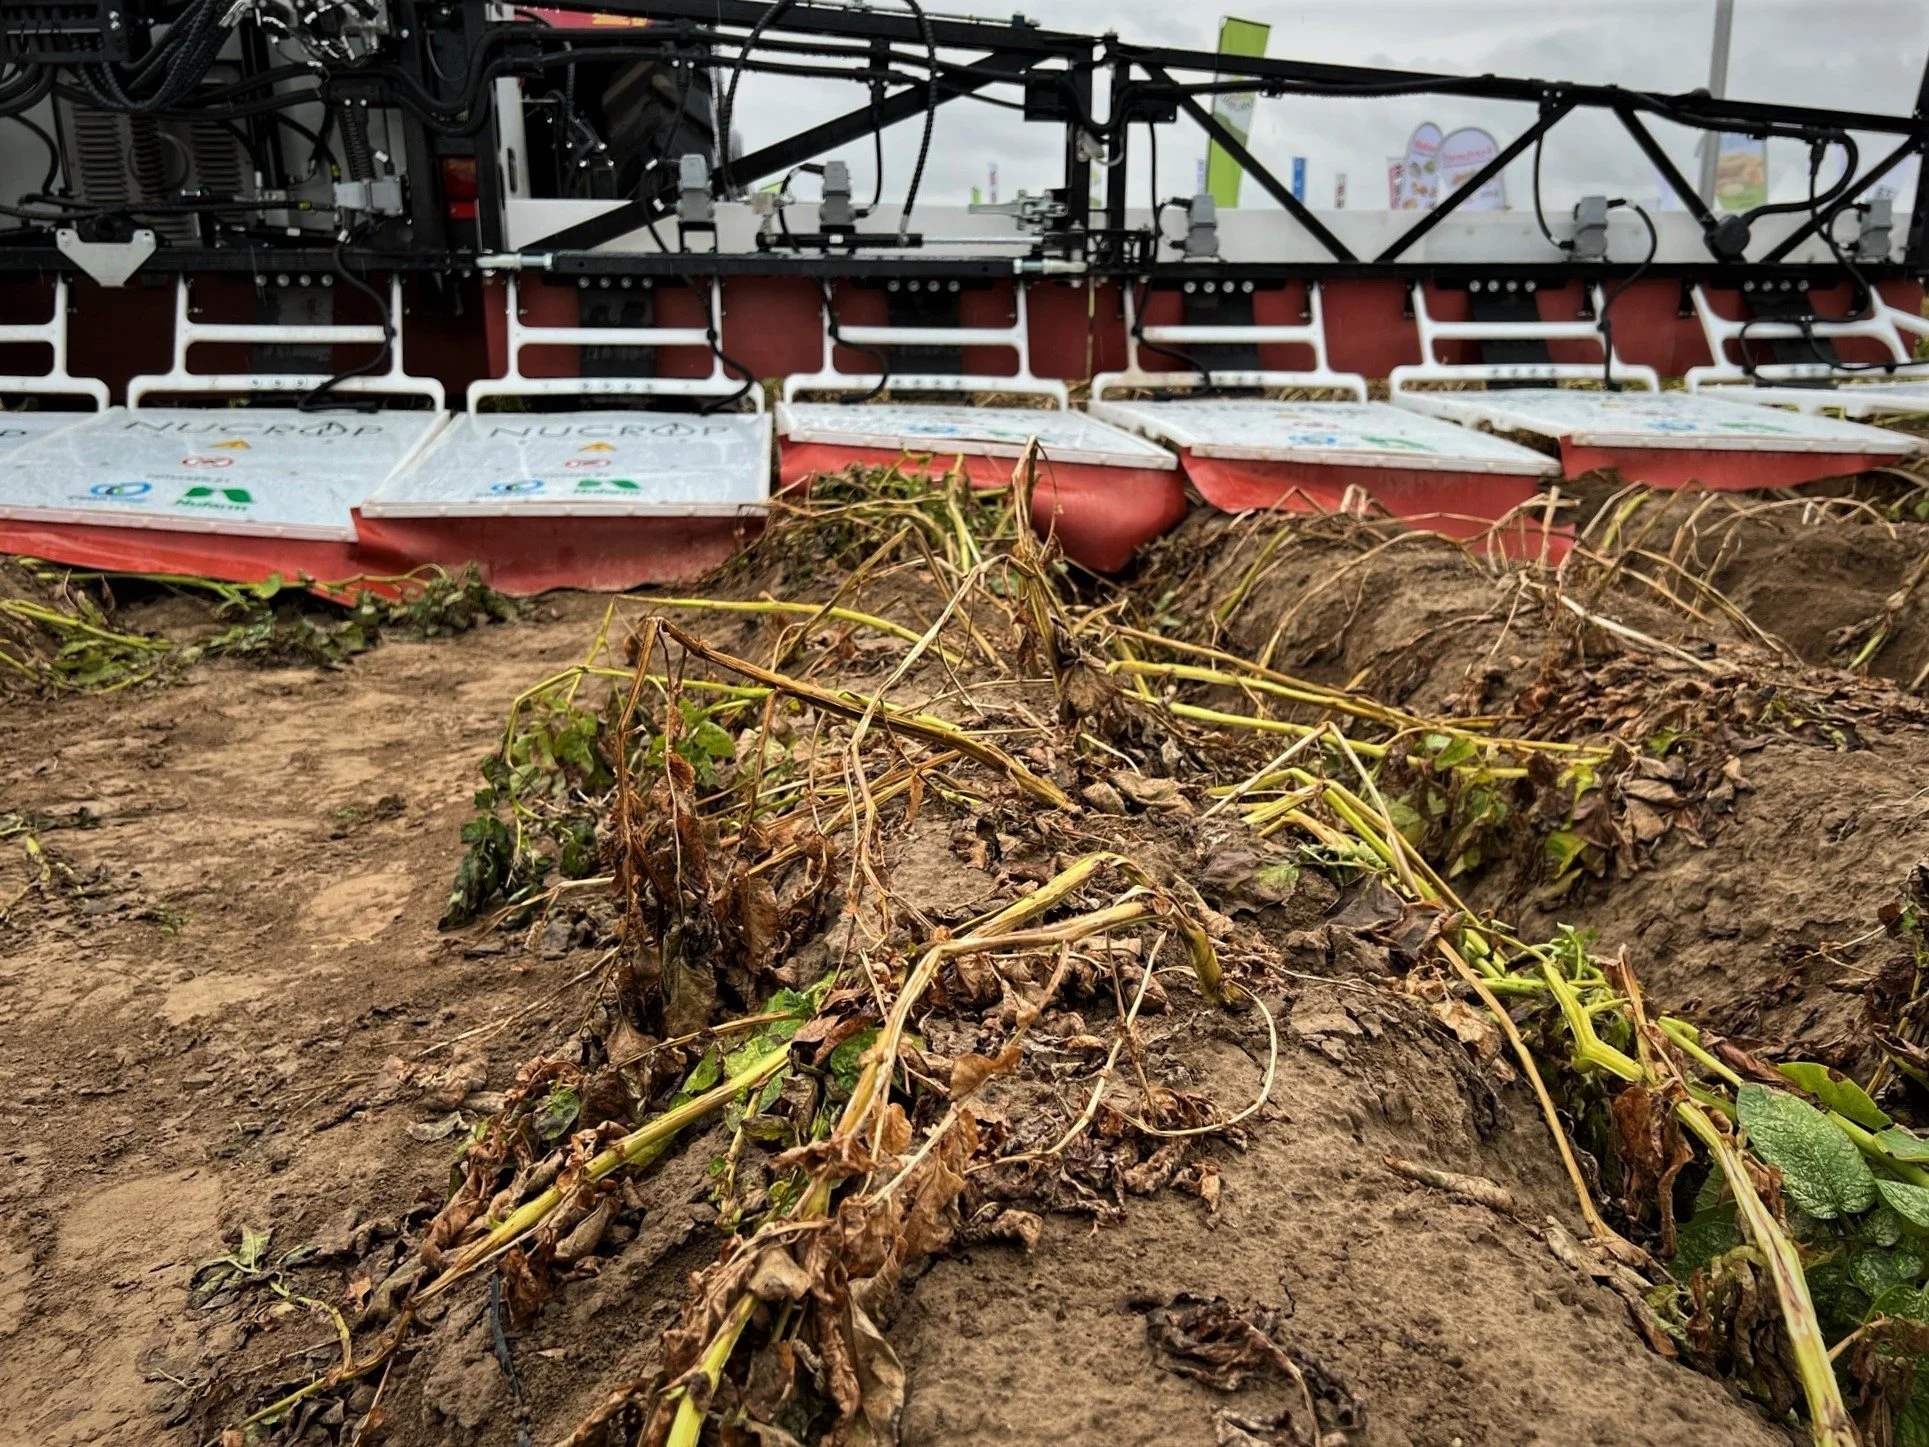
[4,499,1929,1447]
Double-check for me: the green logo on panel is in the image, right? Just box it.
[176,485,256,510]
[574,478,641,491]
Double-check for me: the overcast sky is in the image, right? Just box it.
[737,0,1928,214]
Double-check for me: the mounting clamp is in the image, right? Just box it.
[55,227,157,288]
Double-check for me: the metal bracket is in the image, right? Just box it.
[966,190,1069,233]
[55,228,157,288]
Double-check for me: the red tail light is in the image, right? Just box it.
[441,157,479,222]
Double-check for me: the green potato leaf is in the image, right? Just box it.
[1877,1177,1929,1233]
[1776,1062,1890,1130]
[1876,1126,1929,1163]
[1736,1083,1876,1219]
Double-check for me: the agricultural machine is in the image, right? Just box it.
[1,0,1927,586]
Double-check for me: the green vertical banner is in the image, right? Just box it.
[1204,16,1272,208]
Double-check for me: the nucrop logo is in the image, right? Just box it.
[90,481,153,498]
[175,485,255,512]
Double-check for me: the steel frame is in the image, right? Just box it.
[0,0,1924,288]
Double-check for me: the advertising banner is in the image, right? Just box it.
[1437,126,1507,210]
[1204,17,1272,208]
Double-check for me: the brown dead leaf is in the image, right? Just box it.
[1124,1140,1189,1195]
[745,1246,813,1304]
[1431,997,1500,1063]
[1110,772,1193,814]
[498,1246,551,1328]
[1621,777,1680,806]
[949,1039,1022,1100]
[1624,798,1670,844]
[962,1207,1043,1252]
[1178,1159,1223,1214]
[773,1133,877,1182]
[845,1304,905,1445]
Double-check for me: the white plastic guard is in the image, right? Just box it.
[1089,281,1368,400]
[1397,387,1919,455]
[0,413,93,460]
[372,277,771,517]
[1387,282,1918,454]
[127,277,446,409]
[0,277,110,411]
[1388,283,1662,403]
[470,276,760,411]
[0,408,449,539]
[777,400,1175,469]
[1684,286,1929,419]
[1087,397,1558,475]
[364,410,772,518]
[782,282,1066,404]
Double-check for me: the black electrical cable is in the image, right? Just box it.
[819,277,891,403]
[1531,128,1574,255]
[695,282,759,414]
[0,66,53,120]
[298,237,395,413]
[890,0,938,240]
[716,0,937,238]
[773,162,819,247]
[867,87,884,214]
[0,194,335,222]
[630,51,698,256]
[1595,198,1657,391]
[276,107,340,182]
[1128,115,1214,390]
[1787,136,1904,378]
[7,111,61,196]
[78,0,233,114]
[1737,129,1859,230]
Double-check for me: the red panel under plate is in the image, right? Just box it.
[1178,454,1567,561]
[779,442,1188,573]
[0,521,412,597]
[351,512,761,595]
[1557,443,1889,492]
